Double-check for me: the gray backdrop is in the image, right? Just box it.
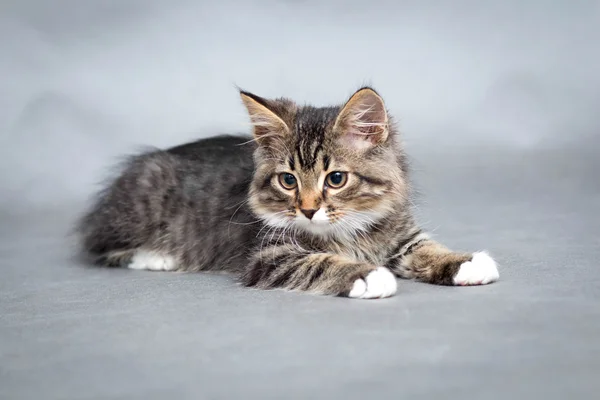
[1,1,599,399]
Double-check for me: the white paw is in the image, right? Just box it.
[453,251,499,286]
[349,267,397,299]
[128,250,177,271]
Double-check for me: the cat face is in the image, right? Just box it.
[242,87,407,239]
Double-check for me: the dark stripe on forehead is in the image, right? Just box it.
[299,140,309,168]
[323,155,331,171]
[296,145,305,168]
[311,141,323,167]
[294,106,335,170]
[288,156,295,170]
[296,134,324,170]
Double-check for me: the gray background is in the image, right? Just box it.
[1,1,599,399]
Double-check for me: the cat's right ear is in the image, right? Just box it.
[239,91,289,143]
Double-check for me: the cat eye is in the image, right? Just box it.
[325,171,348,188]
[278,173,298,190]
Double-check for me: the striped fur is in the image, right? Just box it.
[77,87,499,299]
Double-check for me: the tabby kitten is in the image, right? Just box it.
[77,87,499,299]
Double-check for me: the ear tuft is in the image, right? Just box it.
[334,87,389,150]
[239,90,289,142]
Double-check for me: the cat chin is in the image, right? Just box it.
[294,220,334,237]
[293,219,374,241]
[261,214,339,238]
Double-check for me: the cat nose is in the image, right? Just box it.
[300,209,318,220]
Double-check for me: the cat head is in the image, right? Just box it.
[241,87,408,240]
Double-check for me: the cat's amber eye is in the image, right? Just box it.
[325,171,348,189]
[278,173,298,190]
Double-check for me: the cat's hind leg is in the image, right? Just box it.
[94,249,178,271]
[127,250,178,271]
[77,151,184,272]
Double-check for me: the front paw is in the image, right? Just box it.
[348,267,397,299]
[453,252,499,286]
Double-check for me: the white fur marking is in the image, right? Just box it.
[263,213,289,229]
[311,208,329,223]
[453,251,499,286]
[293,208,331,236]
[349,267,397,299]
[128,250,177,271]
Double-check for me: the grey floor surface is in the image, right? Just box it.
[2,146,599,400]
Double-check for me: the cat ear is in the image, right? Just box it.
[239,90,289,142]
[333,87,389,150]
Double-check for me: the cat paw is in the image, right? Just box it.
[128,250,177,271]
[453,251,499,286]
[348,267,397,299]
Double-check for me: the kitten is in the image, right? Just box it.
[77,87,499,299]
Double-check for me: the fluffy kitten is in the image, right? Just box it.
[77,87,499,299]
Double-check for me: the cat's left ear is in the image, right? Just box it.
[333,87,389,150]
[239,90,290,143]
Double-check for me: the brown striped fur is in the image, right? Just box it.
[397,241,473,285]
[77,87,496,298]
[238,87,479,294]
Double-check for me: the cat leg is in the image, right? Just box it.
[387,236,499,286]
[95,249,178,271]
[242,245,397,299]
[127,250,178,271]
[94,249,136,267]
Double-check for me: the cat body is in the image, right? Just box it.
[77,87,499,299]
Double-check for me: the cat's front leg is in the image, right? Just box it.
[386,235,500,286]
[241,245,397,299]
